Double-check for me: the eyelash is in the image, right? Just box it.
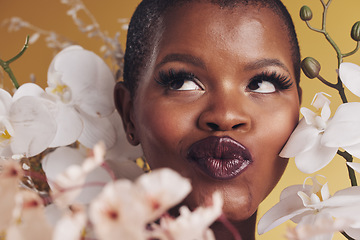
[154,69,293,91]
[248,71,293,91]
[155,69,202,90]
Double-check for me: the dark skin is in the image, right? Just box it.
[116,3,301,239]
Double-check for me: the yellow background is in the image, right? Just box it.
[1,0,360,239]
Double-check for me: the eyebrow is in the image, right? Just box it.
[156,54,290,74]
[244,58,291,74]
[156,53,206,70]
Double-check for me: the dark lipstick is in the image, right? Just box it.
[187,136,252,180]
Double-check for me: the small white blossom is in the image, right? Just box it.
[0,161,23,232]
[43,142,110,207]
[6,190,53,240]
[151,192,222,240]
[52,204,87,240]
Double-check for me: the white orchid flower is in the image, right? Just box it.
[258,176,360,239]
[46,45,116,148]
[280,92,360,173]
[0,83,57,157]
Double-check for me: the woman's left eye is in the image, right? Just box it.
[248,79,276,93]
[247,72,292,93]
[169,79,203,91]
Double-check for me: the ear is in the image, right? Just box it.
[114,82,140,146]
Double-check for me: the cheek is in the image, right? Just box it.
[252,98,299,193]
[134,100,195,167]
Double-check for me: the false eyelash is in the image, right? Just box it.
[250,71,293,90]
[155,69,198,88]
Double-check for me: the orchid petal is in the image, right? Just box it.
[321,182,331,201]
[105,111,143,161]
[280,184,312,200]
[13,83,47,100]
[136,168,192,222]
[300,107,316,125]
[10,96,57,157]
[347,162,360,173]
[82,141,106,173]
[106,159,143,181]
[49,104,83,148]
[279,119,319,158]
[311,92,331,110]
[344,227,360,240]
[53,205,87,240]
[42,147,85,183]
[0,89,12,114]
[7,190,53,240]
[257,194,309,234]
[321,102,331,122]
[322,102,360,147]
[89,180,148,240]
[294,137,338,174]
[77,110,116,149]
[75,166,112,204]
[339,62,360,97]
[310,186,360,208]
[343,143,360,159]
[48,45,115,117]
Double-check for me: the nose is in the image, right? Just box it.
[198,92,252,132]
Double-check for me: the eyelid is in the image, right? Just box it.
[191,78,205,90]
[154,69,205,91]
[247,71,293,93]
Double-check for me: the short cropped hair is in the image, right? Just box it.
[123,0,301,98]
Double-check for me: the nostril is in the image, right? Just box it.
[207,123,219,131]
[232,123,243,129]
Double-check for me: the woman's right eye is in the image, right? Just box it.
[155,69,204,91]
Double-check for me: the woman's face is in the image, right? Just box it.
[120,3,300,220]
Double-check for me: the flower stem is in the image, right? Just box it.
[217,214,243,240]
[337,150,357,186]
[0,35,29,89]
[342,41,360,58]
[316,74,337,88]
[341,231,355,240]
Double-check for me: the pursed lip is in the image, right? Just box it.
[187,136,253,180]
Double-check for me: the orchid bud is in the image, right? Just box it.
[351,21,360,41]
[300,6,313,21]
[301,57,321,79]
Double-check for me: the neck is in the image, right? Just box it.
[211,211,257,240]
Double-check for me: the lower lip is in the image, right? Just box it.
[195,157,251,180]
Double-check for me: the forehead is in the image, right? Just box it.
[155,2,293,74]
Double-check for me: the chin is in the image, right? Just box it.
[221,194,258,221]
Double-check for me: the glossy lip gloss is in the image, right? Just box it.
[187,136,253,180]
